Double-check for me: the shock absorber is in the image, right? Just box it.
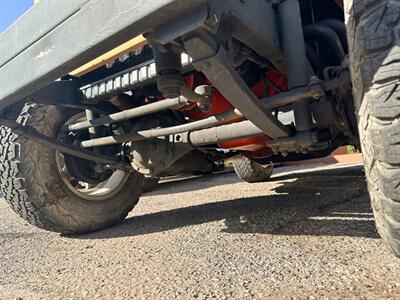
[152,45,184,99]
[278,0,314,132]
[152,45,211,109]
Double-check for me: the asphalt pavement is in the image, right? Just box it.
[1,163,399,299]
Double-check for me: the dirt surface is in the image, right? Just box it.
[1,163,400,299]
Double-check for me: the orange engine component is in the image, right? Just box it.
[182,71,287,158]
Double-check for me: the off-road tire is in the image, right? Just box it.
[142,177,160,193]
[0,103,143,234]
[233,156,273,183]
[345,0,400,256]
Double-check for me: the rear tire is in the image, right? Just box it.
[0,103,144,234]
[345,0,400,256]
[233,156,273,183]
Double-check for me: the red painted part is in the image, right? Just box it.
[184,88,238,121]
[266,71,288,96]
[183,74,236,121]
[182,71,287,156]
[218,136,274,158]
[184,74,268,123]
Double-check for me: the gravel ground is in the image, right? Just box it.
[1,163,400,299]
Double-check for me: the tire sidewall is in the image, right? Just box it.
[13,104,144,233]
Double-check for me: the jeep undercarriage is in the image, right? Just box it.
[0,0,355,177]
[2,0,400,257]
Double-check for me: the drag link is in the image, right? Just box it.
[69,96,191,132]
[80,109,242,148]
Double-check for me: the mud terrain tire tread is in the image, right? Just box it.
[233,156,273,183]
[346,0,400,256]
[0,103,143,234]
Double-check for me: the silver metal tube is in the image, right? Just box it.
[260,84,324,111]
[69,97,188,131]
[77,86,311,146]
[80,109,242,148]
[85,109,98,137]
[278,0,313,131]
[189,120,263,146]
[85,109,102,154]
